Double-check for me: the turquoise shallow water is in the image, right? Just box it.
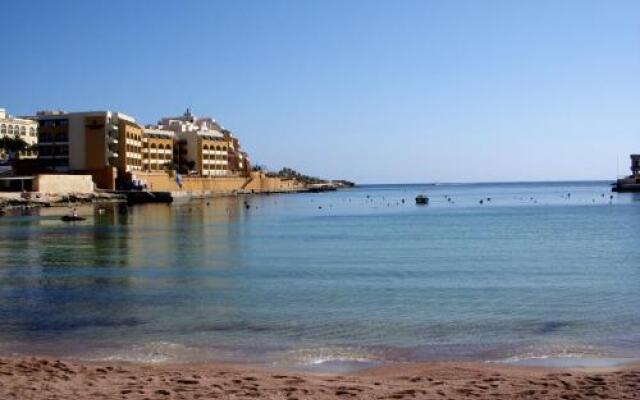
[0,181,639,370]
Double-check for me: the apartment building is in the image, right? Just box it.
[31,110,139,171]
[0,107,38,159]
[156,109,230,176]
[118,118,143,174]
[27,110,140,188]
[142,127,174,172]
[221,129,250,176]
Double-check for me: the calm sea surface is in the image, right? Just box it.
[1,181,639,370]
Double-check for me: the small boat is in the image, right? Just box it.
[61,215,86,222]
[415,195,429,205]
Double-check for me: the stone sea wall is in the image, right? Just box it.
[34,174,95,194]
[134,171,306,194]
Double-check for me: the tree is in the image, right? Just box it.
[0,136,31,160]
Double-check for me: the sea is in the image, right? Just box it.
[0,181,639,372]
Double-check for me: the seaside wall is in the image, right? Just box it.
[133,171,305,194]
[243,172,305,192]
[34,174,95,194]
[85,167,117,190]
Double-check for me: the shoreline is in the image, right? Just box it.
[0,191,125,210]
[0,185,349,211]
[0,355,638,399]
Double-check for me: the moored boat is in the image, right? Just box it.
[61,215,86,222]
[415,194,429,205]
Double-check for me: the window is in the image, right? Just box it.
[20,126,26,135]
[40,119,67,128]
[29,127,35,137]
[0,124,5,134]
[54,158,69,167]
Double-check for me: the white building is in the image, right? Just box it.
[0,107,38,159]
[155,109,229,176]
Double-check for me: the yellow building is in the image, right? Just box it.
[142,128,174,172]
[222,129,250,176]
[199,135,228,176]
[156,109,231,176]
[118,119,143,174]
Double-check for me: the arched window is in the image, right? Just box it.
[203,144,209,150]
[150,143,157,149]
[20,126,26,135]
[29,127,35,137]
[215,145,221,151]
[0,124,5,134]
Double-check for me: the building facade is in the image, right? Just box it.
[155,109,230,176]
[13,107,251,187]
[0,107,38,159]
[30,110,137,173]
[142,128,174,172]
[118,119,143,174]
[222,129,250,176]
[26,110,141,188]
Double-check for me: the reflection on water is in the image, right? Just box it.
[0,182,639,369]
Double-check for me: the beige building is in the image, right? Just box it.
[0,107,38,159]
[118,118,143,174]
[28,110,139,188]
[142,127,174,172]
[221,129,251,176]
[155,109,229,176]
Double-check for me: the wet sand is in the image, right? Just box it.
[0,356,639,399]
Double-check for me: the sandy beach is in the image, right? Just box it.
[0,356,638,399]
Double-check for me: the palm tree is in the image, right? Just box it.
[0,136,30,160]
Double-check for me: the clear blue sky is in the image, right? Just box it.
[2,0,639,183]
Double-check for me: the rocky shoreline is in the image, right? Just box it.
[0,192,125,210]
